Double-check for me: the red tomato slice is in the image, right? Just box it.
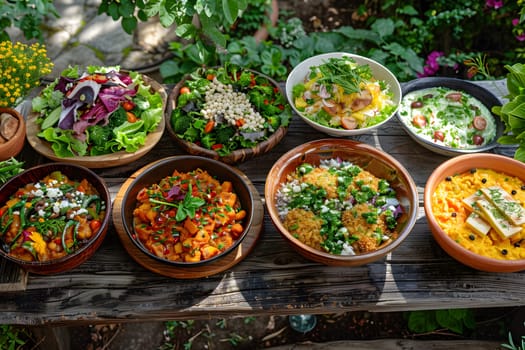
[412,114,427,128]
[473,116,487,130]
[433,130,445,142]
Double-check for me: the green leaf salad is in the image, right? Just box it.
[170,64,291,156]
[31,65,164,157]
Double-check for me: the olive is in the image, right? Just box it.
[411,101,423,108]
[445,92,462,102]
[473,134,484,145]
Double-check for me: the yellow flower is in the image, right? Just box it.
[0,41,53,107]
[29,231,47,257]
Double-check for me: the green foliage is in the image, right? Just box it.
[406,309,476,335]
[0,0,59,42]
[98,0,248,48]
[501,323,525,350]
[0,325,31,350]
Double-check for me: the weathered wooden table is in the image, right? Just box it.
[1,79,522,328]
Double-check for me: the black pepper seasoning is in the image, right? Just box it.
[512,190,517,195]
[470,168,477,174]
[445,176,452,181]
[451,212,457,217]
[481,178,487,184]
[514,242,521,248]
[521,185,525,191]
[501,249,508,256]
[469,234,475,241]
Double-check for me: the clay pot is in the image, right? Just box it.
[0,107,26,161]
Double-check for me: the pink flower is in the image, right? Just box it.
[516,33,525,41]
[417,51,444,77]
[486,0,504,9]
[512,18,520,26]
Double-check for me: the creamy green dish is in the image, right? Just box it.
[398,87,497,149]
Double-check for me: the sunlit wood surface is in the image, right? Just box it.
[1,80,523,327]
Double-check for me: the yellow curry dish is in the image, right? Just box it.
[132,168,247,263]
[432,168,525,260]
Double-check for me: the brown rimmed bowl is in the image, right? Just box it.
[424,153,525,272]
[120,155,255,267]
[0,163,111,274]
[264,139,419,266]
[165,68,289,165]
[0,107,26,161]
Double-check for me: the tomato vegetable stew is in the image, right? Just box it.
[132,168,248,263]
[0,171,106,262]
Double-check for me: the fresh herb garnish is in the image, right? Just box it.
[150,184,206,222]
[316,57,367,94]
[0,158,24,185]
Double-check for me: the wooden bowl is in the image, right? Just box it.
[26,73,166,168]
[165,68,289,164]
[397,77,505,156]
[424,153,525,272]
[0,163,111,274]
[264,139,419,266]
[119,156,255,267]
[0,107,26,161]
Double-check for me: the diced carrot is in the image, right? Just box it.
[184,217,199,235]
[221,181,233,193]
[204,120,215,133]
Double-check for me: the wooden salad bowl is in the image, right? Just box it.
[165,69,289,165]
[26,73,167,169]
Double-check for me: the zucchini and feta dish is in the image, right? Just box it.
[398,87,497,149]
[432,168,525,260]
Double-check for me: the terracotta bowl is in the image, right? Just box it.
[0,163,111,274]
[264,139,419,266]
[397,77,505,156]
[424,153,525,272]
[285,52,401,137]
[120,156,255,267]
[0,107,26,161]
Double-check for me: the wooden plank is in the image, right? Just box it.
[1,80,523,326]
[266,339,503,350]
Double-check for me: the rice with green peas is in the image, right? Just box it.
[276,158,403,255]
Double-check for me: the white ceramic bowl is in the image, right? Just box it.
[285,52,402,137]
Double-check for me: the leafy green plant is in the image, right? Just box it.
[0,324,31,350]
[491,62,525,162]
[0,0,59,42]
[406,309,476,335]
[502,323,525,350]
[98,0,248,49]
[226,0,274,40]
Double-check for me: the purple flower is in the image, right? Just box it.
[512,18,520,26]
[516,33,525,41]
[417,51,444,77]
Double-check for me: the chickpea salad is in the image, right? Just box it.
[398,87,497,149]
[275,159,404,255]
[170,64,291,156]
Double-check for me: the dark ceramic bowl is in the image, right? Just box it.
[264,139,419,266]
[424,153,525,272]
[121,156,255,266]
[397,77,505,156]
[0,163,111,274]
